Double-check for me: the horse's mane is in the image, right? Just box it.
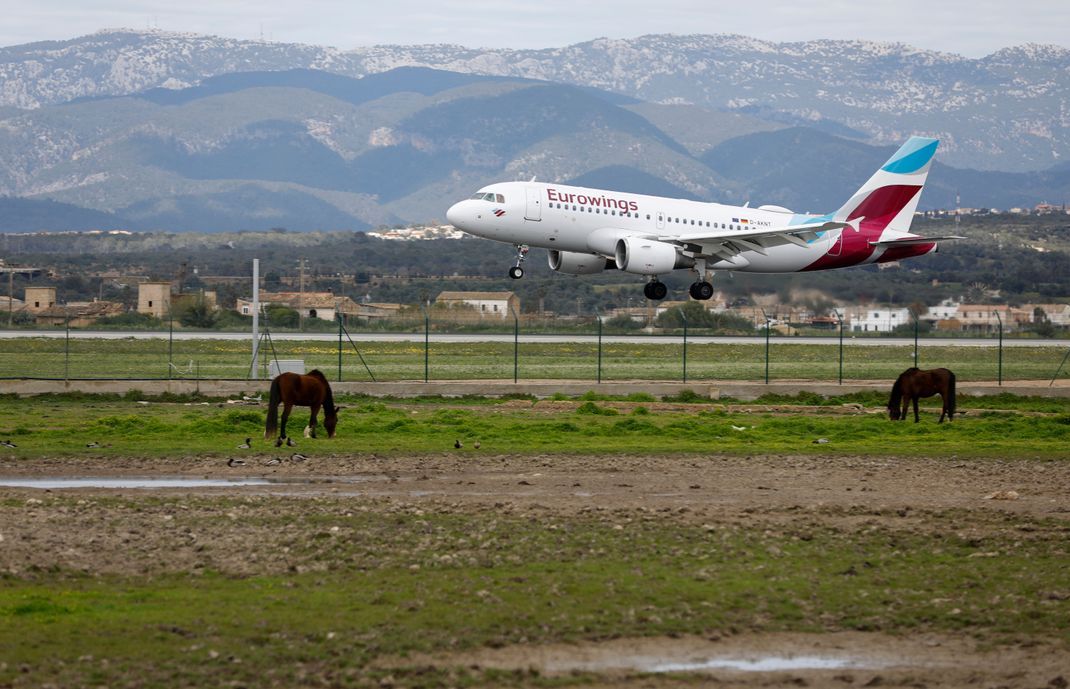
[887,367,918,409]
[307,369,335,413]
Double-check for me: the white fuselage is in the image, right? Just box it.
[446,181,904,274]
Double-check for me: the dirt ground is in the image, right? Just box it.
[2,452,1069,687]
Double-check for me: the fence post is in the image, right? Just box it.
[913,312,919,368]
[337,314,343,382]
[597,312,603,384]
[680,310,688,383]
[65,314,70,382]
[168,310,174,380]
[760,308,770,384]
[420,305,429,383]
[994,310,1003,386]
[836,310,844,385]
[515,308,520,383]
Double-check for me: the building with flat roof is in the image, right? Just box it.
[435,291,520,319]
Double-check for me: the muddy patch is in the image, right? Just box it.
[395,633,1069,685]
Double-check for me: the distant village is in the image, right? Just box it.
[2,274,1067,335]
[1,203,1068,334]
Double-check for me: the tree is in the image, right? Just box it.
[263,304,299,328]
[176,296,217,328]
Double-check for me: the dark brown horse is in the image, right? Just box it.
[264,370,340,446]
[888,367,956,423]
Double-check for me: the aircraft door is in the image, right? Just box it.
[525,187,542,221]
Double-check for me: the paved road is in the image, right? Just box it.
[1,329,1066,347]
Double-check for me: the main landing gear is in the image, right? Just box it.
[508,244,529,279]
[643,280,668,301]
[689,280,714,300]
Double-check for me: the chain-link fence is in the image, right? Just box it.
[2,315,1068,385]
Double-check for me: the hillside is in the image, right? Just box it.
[2,30,1069,171]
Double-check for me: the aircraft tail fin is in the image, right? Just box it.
[833,137,939,233]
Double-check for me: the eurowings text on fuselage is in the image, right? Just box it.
[445,137,961,301]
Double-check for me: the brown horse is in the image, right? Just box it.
[888,367,956,423]
[264,370,340,446]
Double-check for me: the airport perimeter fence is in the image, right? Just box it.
[2,312,1070,387]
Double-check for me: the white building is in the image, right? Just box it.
[924,299,960,323]
[848,307,912,333]
[435,291,520,319]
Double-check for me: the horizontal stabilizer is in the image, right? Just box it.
[868,235,965,247]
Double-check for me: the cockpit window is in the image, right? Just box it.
[471,192,504,202]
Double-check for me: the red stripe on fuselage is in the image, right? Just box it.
[802,185,922,271]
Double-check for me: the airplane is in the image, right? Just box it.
[445,136,962,300]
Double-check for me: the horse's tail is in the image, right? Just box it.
[264,377,281,439]
[948,370,957,417]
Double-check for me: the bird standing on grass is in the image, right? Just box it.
[454,439,463,449]
[237,438,252,449]
[0,440,17,448]
[473,440,481,449]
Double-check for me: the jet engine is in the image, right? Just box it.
[614,238,693,275]
[548,250,611,275]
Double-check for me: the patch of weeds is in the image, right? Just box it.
[576,402,618,416]
[195,409,264,433]
[611,417,659,433]
[662,389,710,403]
[89,415,168,434]
[631,406,650,415]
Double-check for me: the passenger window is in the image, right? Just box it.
[611,210,616,216]
[646,214,651,220]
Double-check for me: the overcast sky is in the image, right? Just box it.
[3,0,1067,57]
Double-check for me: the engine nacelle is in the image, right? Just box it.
[614,237,693,275]
[548,250,610,275]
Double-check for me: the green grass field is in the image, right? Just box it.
[1,336,1068,382]
[1,393,1068,688]
[0,391,1068,458]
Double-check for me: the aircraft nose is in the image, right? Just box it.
[446,201,465,228]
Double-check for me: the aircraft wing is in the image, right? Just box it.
[868,235,966,247]
[657,220,856,261]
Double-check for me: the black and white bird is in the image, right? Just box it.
[0,440,17,448]
[86,441,100,449]
[237,438,252,449]
[227,457,246,467]
[454,439,463,449]
[286,437,297,447]
[290,453,308,462]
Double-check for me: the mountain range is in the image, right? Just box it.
[0,30,1068,232]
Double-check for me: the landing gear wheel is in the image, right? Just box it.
[689,281,714,300]
[643,281,668,301]
[509,244,529,280]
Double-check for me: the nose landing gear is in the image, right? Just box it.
[508,244,529,279]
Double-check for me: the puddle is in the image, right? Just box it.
[643,655,860,673]
[0,477,281,489]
